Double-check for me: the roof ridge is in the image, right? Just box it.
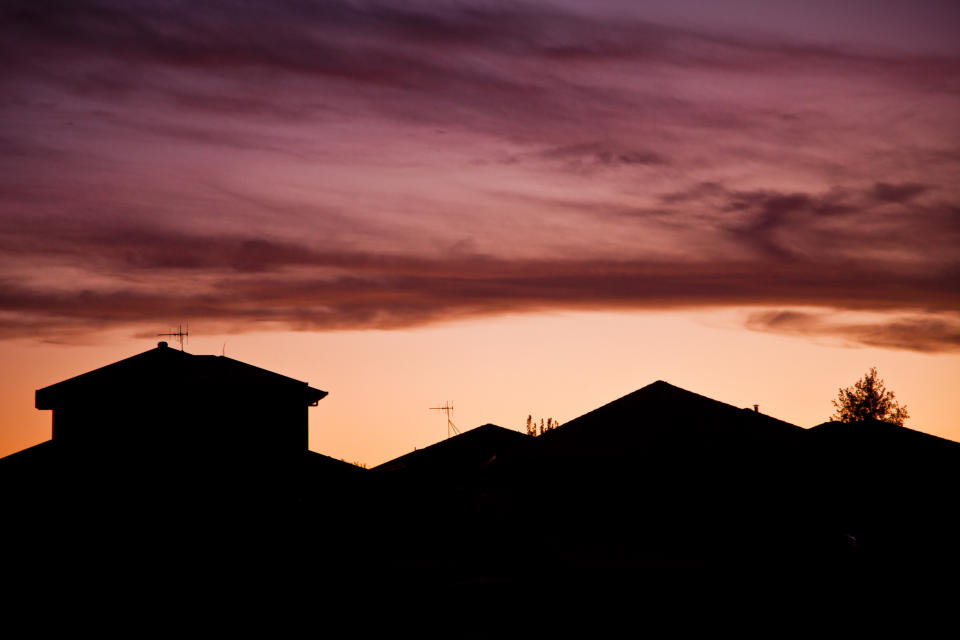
[35,342,327,409]
[557,379,800,432]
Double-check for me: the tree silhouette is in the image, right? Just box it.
[831,367,909,426]
[524,415,559,436]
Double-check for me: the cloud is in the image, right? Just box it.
[533,142,668,172]
[0,1,958,349]
[0,226,957,342]
[649,181,952,263]
[4,0,957,140]
[870,182,930,203]
[0,169,957,347]
[745,310,960,353]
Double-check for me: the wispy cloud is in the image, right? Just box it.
[1,1,958,348]
[746,310,960,353]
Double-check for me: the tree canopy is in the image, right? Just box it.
[831,367,909,426]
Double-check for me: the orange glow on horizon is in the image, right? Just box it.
[2,308,957,467]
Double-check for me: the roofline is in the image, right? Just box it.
[35,343,330,409]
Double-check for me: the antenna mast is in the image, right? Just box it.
[430,401,460,439]
[158,322,189,351]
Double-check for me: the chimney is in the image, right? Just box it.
[753,404,759,413]
[158,341,168,349]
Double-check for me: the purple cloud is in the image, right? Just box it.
[1,1,958,349]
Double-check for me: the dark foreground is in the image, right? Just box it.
[4,383,958,627]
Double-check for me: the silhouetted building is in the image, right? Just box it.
[34,341,327,470]
[6,340,336,500]
[373,423,531,475]
[1,342,339,587]
[5,368,960,592]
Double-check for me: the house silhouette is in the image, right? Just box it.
[3,341,352,514]
[35,340,327,469]
[2,342,353,591]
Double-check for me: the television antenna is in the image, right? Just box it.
[158,322,189,351]
[430,401,460,439]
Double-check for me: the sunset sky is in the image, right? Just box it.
[2,0,958,465]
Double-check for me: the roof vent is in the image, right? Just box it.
[158,341,168,349]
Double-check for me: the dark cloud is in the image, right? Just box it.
[0,219,957,342]
[871,182,930,203]
[746,310,960,353]
[0,1,827,71]
[0,219,414,274]
[650,181,952,262]
[722,189,855,259]
[4,172,956,344]
[3,0,957,138]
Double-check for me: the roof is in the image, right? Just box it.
[808,418,960,464]
[532,379,805,462]
[304,450,368,473]
[36,341,328,409]
[0,439,364,473]
[373,423,531,473]
[555,379,801,432]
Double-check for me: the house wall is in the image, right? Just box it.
[50,388,309,471]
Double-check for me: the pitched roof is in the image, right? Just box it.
[36,341,328,408]
[304,450,368,473]
[533,380,804,461]
[808,418,960,464]
[373,423,531,473]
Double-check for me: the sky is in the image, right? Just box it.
[1,0,958,465]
